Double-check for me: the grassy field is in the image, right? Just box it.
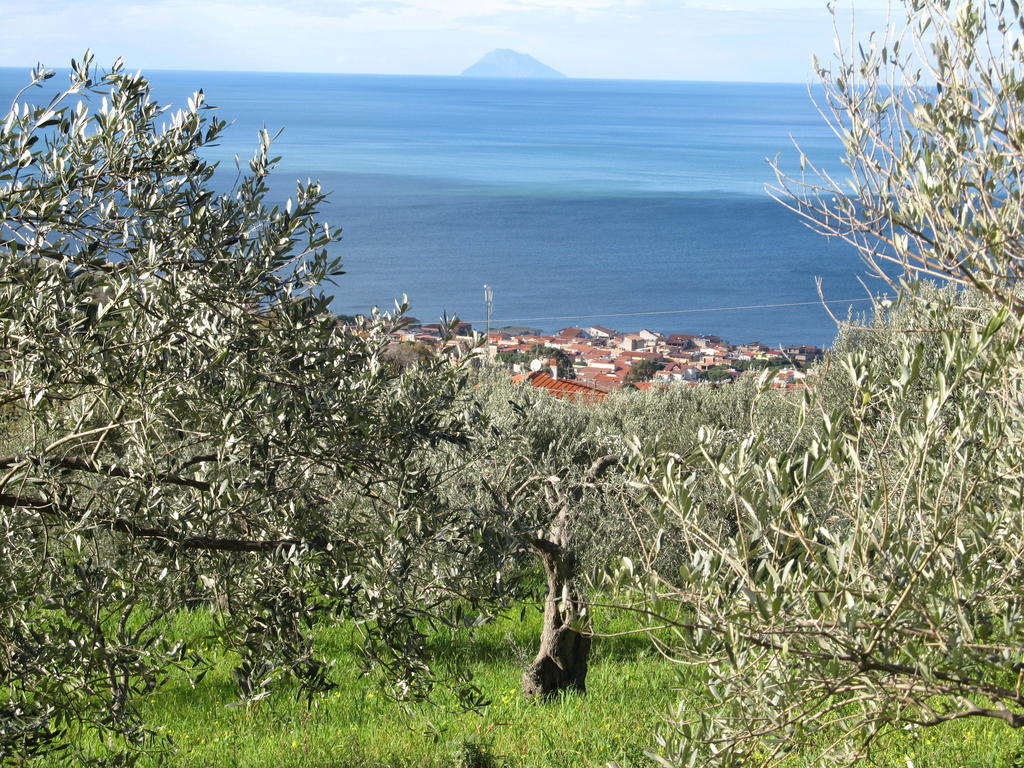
[133,602,677,768]
[36,600,1024,768]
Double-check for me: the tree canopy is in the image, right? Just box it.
[0,54,498,761]
[496,344,576,379]
[621,1,1024,764]
[623,357,663,385]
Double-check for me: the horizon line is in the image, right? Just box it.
[0,63,817,88]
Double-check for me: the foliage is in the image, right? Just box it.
[495,344,575,379]
[623,358,663,385]
[429,364,802,698]
[631,290,1024,766]
[382,339,436,371]
[446,370,641,695]
[467,370,804,583]
[771,0,1024,311]
[626,0,1024,763]
[702,365,734,383]
[0,54,497,762]
[17,0,1024,758]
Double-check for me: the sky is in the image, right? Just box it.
[0,0,892,82]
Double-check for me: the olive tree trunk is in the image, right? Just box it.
[519,456,617,699]
[521,517,591,698]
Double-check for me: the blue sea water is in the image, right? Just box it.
[0,68,883,347]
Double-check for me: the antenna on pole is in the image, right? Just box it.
[483,284,493,343]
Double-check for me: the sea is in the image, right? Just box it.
[0,68,887,348]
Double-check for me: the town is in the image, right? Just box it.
[387,318,824,400]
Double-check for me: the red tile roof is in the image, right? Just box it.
[594,381,623,392]
[511,371,608,404]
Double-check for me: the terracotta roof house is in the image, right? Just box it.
[561,343,595,357]
[693,336,722,348]
[618,334,649,352]
[666,333,697,348]
[783,345,824,363]
[656,363,701,382]
[556,327,589,340]
[517,335,548,346]
[771,368,809,390]
[586,325,617,339]
[592,372,626,390]
[614,351,653,365]
[575,366,615,386]
[511,371,608,404]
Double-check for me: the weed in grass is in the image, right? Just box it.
[452,737,501,768]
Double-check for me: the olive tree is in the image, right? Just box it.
[625,293,1023,766]
[0,54,500,762]
[620,1,1024,765]
[460,369,802,701]
[453,371,628,698]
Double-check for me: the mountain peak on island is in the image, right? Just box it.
[461,49,566,79]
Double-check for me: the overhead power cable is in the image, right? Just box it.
[464,297,881,326]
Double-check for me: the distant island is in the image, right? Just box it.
[461,49,566,79]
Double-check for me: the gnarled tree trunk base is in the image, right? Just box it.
[521,540,592,698]
[521,624,591,698]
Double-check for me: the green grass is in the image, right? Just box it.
[117,603,674,768]
[32,601,1024,767]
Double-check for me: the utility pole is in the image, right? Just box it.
[483,284,493,343]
